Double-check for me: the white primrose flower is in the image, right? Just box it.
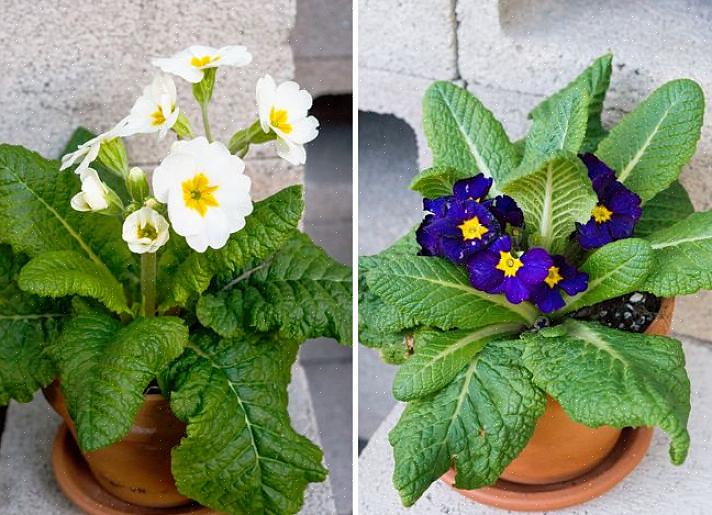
[122,207,170,254]
[121,74,180,139]
[152,45,252,83]
[70,168,111,212]
[60,123,128,177]
[256,74,319,165]
[152,137,253,253]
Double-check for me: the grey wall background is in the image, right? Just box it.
[359,0,712,440]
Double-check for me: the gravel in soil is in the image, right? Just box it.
[572,292,661,333]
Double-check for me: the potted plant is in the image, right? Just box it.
[359,53,705,510]
[0,44,351,515]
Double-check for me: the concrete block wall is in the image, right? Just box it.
[0,0,301,200]
[359,0,712,340]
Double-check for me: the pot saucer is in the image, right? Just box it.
[51,424,217,515]
[441,426,654,512]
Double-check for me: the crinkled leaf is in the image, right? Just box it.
[409,167,473,199]
[519,87,589,170]
[365,255,537,329]
[161,185,303,310]
[635,180,694,238]
[503,153,597,254]
[0,244,65,404]
[641,211,712,296]
[423,81,517,185]
[561,238,654,314]
[596,79,704,202]
[0,143,136,282]
[522,319,690,464]
[389,339,546,506]
[359,229,420,272]
[47,311,188,451]
[197,232,352,344]
[19,250,130,314]
[393,324,522,401]
[166,332,327,515]
[530,53,613,153]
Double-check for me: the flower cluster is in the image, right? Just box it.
[416,174,588,313]
[60,44,319,255]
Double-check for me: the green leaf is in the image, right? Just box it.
[0,244,65,404]
[519,87,589,169]
[197,232,352,344]
[640,211,712,296]
[423,81,518,185]
[0,144,136,282]
[409,166,471,199]
[47,311,188,451]
[390,339,546,506]
[530,53,613,153]
[635,181,694,238]
[161,185,303,310]
[167,332,327,515]
[365,255,537,329]
[561,238,654,314]
[359,228,420,272]
[393,324,521,401]
[596,79,704,202]
[522,319,690,464]
[18,250,130,314]
[502,153,597,254]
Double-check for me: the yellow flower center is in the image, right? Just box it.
[270,107,293,134]
[496,251,523,278]
[137,223,158,240]
[544,265,563,288]
[150,104,175,126]
[182,173,220,217]
[592,204,613,223]
[190,55,218,68]
[458,216,489,241]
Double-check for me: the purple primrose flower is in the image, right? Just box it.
[467,235,552,304]
[576,154,642,250]
[530,255,589,313]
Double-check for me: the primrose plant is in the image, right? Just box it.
[0,45,351,514]
[360,53,706,506]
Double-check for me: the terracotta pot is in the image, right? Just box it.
[488,297,674,485]
[44,381,190,508]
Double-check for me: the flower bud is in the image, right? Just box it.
[122,207,170,254]
[70,169,123,215]
[127,167,149,202]
[97,137,129,176]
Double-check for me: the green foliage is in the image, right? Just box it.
[18,250,130,315]
[166,332,327,515]
[160,185,304,310]
[0,144,136,282]
[196,232,352,344]
[389,340,546,506]
[561,238,654,314]
[503,153,596,254]
[523,319,690,464]
[0,244,65,404]
[423,81,517,185]
[392,324,521,401]
[641,211,712,296]
[365,255,538,329]
[596,79,704,202]
[530,53,613,153]
[47,311,188,451]
[635,180,694,238]
[410,166,473,199]
[519,87,589,170]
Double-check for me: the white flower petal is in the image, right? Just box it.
[288,116,320,145]
[256,74,277,133]
[70,192,91,212]
[216,45,252,67]
[275,138,307,165]
[122,207,170,254]
[153,51,204,83]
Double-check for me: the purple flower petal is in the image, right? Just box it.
[502,277,530,304]
[581,153,616,195]
[453,174,492,202]
[416,215,440,256]
[485,195,524,228]
[531,283,565,313]
[467,250,504,293]
[576,219,612,250]
[518,248,553,285]
[424,197,450,216]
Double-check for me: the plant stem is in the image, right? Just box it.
[141,252,157,318]
[200,102,213,142]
